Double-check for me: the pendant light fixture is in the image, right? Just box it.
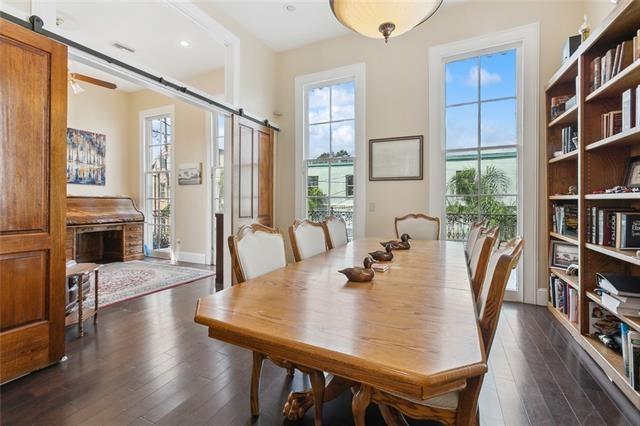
[330,0,443,43]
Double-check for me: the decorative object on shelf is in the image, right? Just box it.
[568,186,577,195]
[624,156,640,188]
[329,0,443,43]
[579,15,590,41]
[380,233,411,250]
[561,35,581,64]
[66,128,106,186]
[178,162,202,185]
[550,241,578,268]
[338,256,376,282]
[566,263,579,276]
[368,244,394,262]
[369,135,423,181]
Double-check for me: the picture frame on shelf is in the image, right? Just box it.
[624,156,640,189]
[550,241,579,269]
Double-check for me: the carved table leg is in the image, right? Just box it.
[352,384,371,426]
[309,370,325,426]
[283,374,353,421]
[379,404,409,426]
[251,352,265,417]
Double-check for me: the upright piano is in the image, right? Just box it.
[66,196,145,263]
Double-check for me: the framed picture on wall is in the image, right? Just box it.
[66,128,106,185]
[178,163,202,185]
[369,135,423,181]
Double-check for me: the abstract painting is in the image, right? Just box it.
[66,128,106,185]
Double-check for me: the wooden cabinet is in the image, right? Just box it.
[0,18,68,383]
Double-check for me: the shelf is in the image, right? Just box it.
[586,60,640,103]
[585,126,640,151]
[585,192,640,200]
[550,232,578,245]
[547,303,580,336]
[550,267,579,290]
[549,150,578,163]
[585,291,640,331]
[545,57,578,92]
[548,105,578,128]
[549,195,578,200]
[586,243,640,266]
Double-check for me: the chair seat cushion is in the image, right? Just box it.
[385,389,459,409]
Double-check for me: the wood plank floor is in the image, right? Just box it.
[1,269,639,425]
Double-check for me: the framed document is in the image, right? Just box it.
[369,136,423,181]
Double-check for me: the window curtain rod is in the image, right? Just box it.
[0,12,280,132]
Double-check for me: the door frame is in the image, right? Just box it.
[428,23,540,304]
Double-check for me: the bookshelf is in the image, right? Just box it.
[545,0,640,409]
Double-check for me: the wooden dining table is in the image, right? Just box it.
[194,238,487,424]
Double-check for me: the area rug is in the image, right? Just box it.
[84,261,214,309]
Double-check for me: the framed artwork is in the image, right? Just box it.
[369,135,423,181]
[550,241,579,268]
[178,162,202,185]
[66,128,106,185]
[624,155,640,188]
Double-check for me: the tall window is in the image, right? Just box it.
[444,48,518,242]
[213,114,225,214]
[304,80,355,236]
[144,114,172,253]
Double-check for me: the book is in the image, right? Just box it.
[622,88,634,132]
[629,331,640,390]
[371,263,389,272]
[589,301,621,336]
[602,292,640,315]
[596,274,640,297]
[618,40,634,74]
[622,323,630,376]
[616,212,640,249]
[636,85,640,128]
[592,57,601,91]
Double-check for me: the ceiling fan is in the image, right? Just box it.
[68,69,117,94]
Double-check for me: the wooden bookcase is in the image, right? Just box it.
[545,0,640,409]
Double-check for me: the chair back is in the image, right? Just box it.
[289,219,328,262]
[394,213,440,240]
[468,227,497,300]
[228,224,286,283]
[466,219,488,257]
[476,237,523,355]
[323,215,348,249]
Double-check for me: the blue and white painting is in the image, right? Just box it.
[66,128,106,185]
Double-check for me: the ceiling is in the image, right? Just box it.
[54,1,227,81]
[213,0,351,52]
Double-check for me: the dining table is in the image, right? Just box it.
[194,238,487,425]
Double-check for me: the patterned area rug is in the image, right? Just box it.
[84,261,214,309]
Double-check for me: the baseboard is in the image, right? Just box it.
[536,287,549,306]
[175,251,207,264]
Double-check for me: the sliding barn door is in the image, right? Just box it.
[231,116,274,232]
[0,19,68,383]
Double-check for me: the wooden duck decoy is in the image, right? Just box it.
[380,233,412,250]
[338,256,376,282]
[368,244,394,262]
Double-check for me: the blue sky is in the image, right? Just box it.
[307,81,355,159]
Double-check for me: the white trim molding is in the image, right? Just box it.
[294,63,366,239]
[174,251,207,265]
[428,23,539,304]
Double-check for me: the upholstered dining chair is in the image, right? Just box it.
[468,226,500,300]
[289,219,329,262]
[351,237,524,426]
[394,213,440,240]
[227,223,295,416]
[323,215,349,249]
[465,219,488,259]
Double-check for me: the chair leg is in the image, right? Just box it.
[379,404,409,426]
[287,366,295,377]
[309,370,326,425]
[250,352,265,417]
[352,384,371,426]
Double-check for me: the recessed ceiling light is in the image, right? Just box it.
[180,40,190,47]
[285,4,296,12]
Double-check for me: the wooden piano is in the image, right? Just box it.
[66,196,145,263]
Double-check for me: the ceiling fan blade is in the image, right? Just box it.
[69,73,117,90]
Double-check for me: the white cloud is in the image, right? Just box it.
[465,66,502,87]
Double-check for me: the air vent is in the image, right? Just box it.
[112,42,135,53]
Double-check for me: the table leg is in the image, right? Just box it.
[352,384,371,426]
[283,374,353,421]
[250,352,265,417]
[309,370,325,426]
[94,270,99,324]
[77,274,84,337]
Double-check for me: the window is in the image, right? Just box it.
[144,114,172,254]
[304,80,356,235]
[444,49,518,243]
[213,114,225,214]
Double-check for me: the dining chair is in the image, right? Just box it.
[227,223,295,416]
[465,219,488,258]
[468,227,499,301]
[351,237,524,426]
[394,213,440,240]
[323,215,349,249]
[289,219,329,262]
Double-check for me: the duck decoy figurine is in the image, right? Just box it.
[368,244,394,262]
[380,233,412,250]
[338,256,376,282]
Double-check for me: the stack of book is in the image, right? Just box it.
[591,33,639,92]
[549,275,578,323]
[371,263,390,272]
[550,95,574,119]
[560,123,578,153]
[552,203,578,237]
[601,110,623,138]
[587,208,640,249]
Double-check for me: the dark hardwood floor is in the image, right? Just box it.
[1,270,638,425]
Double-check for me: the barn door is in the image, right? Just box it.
[231,116,274,232]
[0,19,68,383]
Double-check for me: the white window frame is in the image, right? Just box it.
[428,23,539,304]
[294,63,366,239]
[140,105,176,260]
